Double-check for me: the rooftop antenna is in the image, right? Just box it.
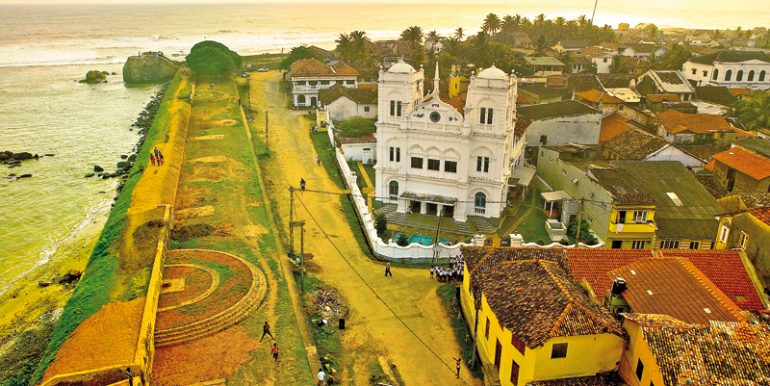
[590,0,598,25]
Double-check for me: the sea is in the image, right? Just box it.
[0,2,767,295]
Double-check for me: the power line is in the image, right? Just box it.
[294,194,472,385]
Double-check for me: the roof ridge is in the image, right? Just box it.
[540,260,574,302]
[549,303,573,338]
[672,258,746,322]
[468,247,496,277]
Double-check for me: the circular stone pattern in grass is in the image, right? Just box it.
[155,249,266,347]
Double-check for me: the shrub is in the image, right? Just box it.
[375,214,387,237]
[186,40,241,77]
[395,233,409,246]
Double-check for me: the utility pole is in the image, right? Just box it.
[265,111,269,153]
[575,198,584,247]
[590,0,598,25]
[289,187,295,255]
[290,220,306,292]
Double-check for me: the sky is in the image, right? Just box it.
[0,0,762,6]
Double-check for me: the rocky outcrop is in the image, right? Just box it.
[79,70,107,84]
[122,53,178,84]
[1,150,46,167]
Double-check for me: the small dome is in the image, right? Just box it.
[388,61,416,74]
[476,65,507,80]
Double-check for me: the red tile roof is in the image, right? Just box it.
[712,146,770,180]
[442,91,467,115]
[749,206,770,226]
[656,109,735,135]
[566,249,765,311]
[289,58,359,78]
[576,89,624,104]
[609,258,744,325]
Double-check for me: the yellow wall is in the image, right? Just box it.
[619,320,665,386]
[466,291,625,386]
[607,206,656,234]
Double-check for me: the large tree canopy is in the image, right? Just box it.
[186,40,241,77]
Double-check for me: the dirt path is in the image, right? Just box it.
[250,71,481,386]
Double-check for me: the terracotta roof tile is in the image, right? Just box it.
[656,109,735,135]
[478,259,623,348]
[515,114,532,138]
[639,318,770,385]
[575,89,624,104]
[600,127,667,159]
[441,91,467,115]
[610,258,744,325]
[646,93,681,103]
[749,206,770,226]
[527,373,624,385]
[566,249,765,311]
[289,58,359,78]
[712,146,770,180]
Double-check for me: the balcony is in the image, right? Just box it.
[608,220,656,234]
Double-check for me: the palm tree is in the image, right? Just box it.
[482,13,501,36]
[735,93,770,130]
[335,33,353,62]
[400,26,424,47]
[533,34,548,56]
[454,27,465,40]
[501,15,517,36]
[350,30,371,67]
[427,30,441,44]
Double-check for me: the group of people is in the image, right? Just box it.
[430,255,465,283]
[149,146,164,166]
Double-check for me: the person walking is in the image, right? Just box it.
[452,357,462,379]
[271,343,279,362]
[316,368,326,386]
[385,261,392,277]
[149,153,156,166]
[124,367,134,386]
[158,150,164,166]
[315,155,321,165]
[261,321,274,342]
[300,178,306,191]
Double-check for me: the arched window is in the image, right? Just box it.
[737,70,744,81]
[712,69,719,81]
[760,70,767,82]
[297,94,306,105]
[725,70,732,81]
[474,192,487,214]
[388,181,399,199]
[748,70,755,82]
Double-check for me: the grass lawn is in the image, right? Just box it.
[310,132,345,190]
[241,54,283,70]
[498,188,550,244]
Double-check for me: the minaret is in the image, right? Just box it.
[433,60,440,96]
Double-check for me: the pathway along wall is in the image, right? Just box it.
[37,72,191,385]
[324,118,603,261]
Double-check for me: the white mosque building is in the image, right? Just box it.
[374,61,523,222]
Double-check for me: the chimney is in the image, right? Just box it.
[611,277,627,294]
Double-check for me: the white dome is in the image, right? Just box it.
[388,61,416,74]
[476,65,508,80]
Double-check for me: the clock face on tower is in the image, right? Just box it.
[430,111,441,123]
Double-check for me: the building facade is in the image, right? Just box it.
[289,59,359,108]
[374,62,521,222]
[683,50,770,90]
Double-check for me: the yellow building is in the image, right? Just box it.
[619,313,770,385]
[447,64,469,99]
[461,247,626,386]
[715,200,770,290]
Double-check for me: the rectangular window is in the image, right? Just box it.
[410,157,423,169]
[396,147,401,162]
[632,240,646,249]
[480,107,487,124]
[510,359,520,384]
[494,340,502,368]
[551,343,568,359]
[390,100,395,116]
[445,161,457,173]
[427,159,440,171]
[739,231,749,249]
[389,147,394,162]
[484,157,489,172]
[476,156,490,172]
[611,240,623,249]
[603,57,608,63]
[703,70,708,77]
[633,210,648,223]
[617,210,627,224]
[720,225,730,243]
[636,358,645,380]
[691,68,697,75]
[364,106,370,112]
[511,334,525,354]
[540,135,548,146]
[689,241,701,249]
[660,240,679,249]
[397,101,402,116]
[484,317,490,340]
[487,108,494,124]
[320,80,330,85]
[346,80,355,85]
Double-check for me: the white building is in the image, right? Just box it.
[319,84,378,120]
[636,70,696,101]
[289,58,359,108]
[683,50,770,90]
[517,100,602,147]
[374,61,522,222]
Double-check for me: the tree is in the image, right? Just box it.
[335,33,353,63]
[280,45,325,70]
[660,43,692,70]
[395,233,409,246]
[375,214,388,238]
[350,30,371,67]
[533,34,548,56]
[427,30,441,44]
[567,220,598,245]
[454,27,465,40]
[400,26,424,47]
[186,40,241,77]
[735,92,770,130]
[482,13,501,36]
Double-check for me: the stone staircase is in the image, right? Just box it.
[154,253,266,347]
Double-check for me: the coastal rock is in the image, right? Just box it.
[79,70,107,84]
[116,161,130,170]
[56,270,82,285]
[11,152,37,160]
[120,154,128,159]
[84,172,95,178]
[127,154,137,162]
[122,53,178,84]
[93,165,104,172]
[17,173,32,179]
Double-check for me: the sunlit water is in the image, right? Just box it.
[0,2,766,293]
